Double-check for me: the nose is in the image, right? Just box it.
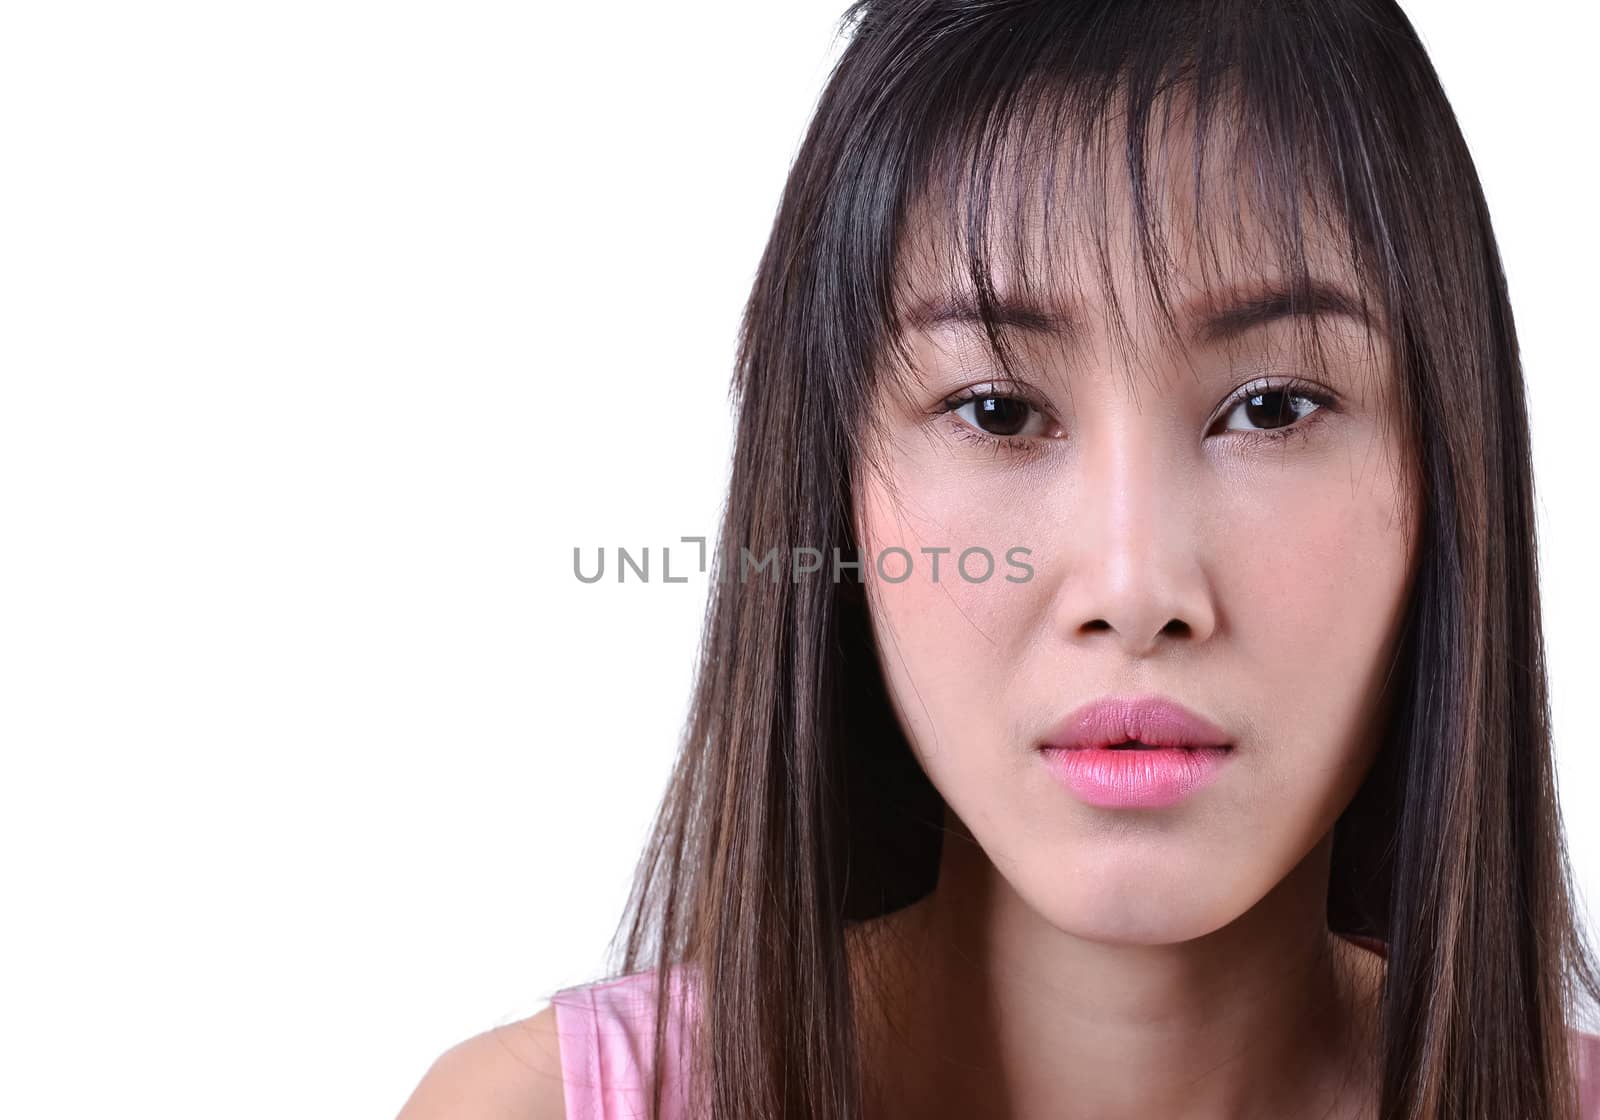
[1051,421,1217,657]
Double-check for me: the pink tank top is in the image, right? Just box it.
[550,942,1600,1119]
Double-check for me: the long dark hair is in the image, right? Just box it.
[594,2,1600,1116]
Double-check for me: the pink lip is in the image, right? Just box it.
[1038,694,1234,809]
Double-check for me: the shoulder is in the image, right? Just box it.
[395,1004,566,1120]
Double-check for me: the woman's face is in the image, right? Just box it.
[854,174,1419,946]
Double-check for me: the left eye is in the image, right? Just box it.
[1215,386,1326,435]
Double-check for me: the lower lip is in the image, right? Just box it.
[1040,745,1233,808]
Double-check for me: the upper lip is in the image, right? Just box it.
[1040,694,1233,750]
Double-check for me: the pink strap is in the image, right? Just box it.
[549,968,699,1120]
[550,985,602,1120]
[1576,1027,1600,1119]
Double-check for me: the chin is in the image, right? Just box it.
[1050,903,1238,947]
[1018,858,1249,947]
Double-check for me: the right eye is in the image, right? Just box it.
[944,391,1057,440]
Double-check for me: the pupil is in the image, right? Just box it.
[1246,390,1295,430]
[975,397,1029,436]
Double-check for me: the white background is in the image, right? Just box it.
[0,3,1593,1117]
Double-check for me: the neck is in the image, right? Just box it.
[851,812,1384,1120]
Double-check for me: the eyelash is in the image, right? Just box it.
[936,376,1339,457]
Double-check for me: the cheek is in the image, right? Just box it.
[853,446,1056,652]
[1191,439,1418,879]
[1218,446,1416,757]
[853,467,1049,777]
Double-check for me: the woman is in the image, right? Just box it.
[401,0,1600,1116]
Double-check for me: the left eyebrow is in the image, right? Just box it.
[899,278,1372,346]
[1190,280,1373,344]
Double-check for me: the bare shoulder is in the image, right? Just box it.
[395,1004,566,1120]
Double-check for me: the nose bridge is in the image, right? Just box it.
[1060,383,1213,654]
[1082,403,1165,584]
